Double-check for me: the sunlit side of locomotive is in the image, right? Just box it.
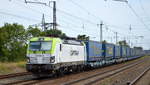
[26,37,86,74]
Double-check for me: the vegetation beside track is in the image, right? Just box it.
[0,23,67,62]
[0,61,26,75]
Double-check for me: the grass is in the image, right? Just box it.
[0,56,148,75]
[0,61,26,75]
[16,61,26,68]
[0,64,10,74]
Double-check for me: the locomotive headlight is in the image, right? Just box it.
[50,56,55,63]
[27,57,30,63]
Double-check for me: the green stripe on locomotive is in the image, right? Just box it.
[27,37,61,54]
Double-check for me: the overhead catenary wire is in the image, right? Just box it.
[15,0,51,18]
[0,11,40,22]
[18,1,142,35]
[59,19,100,35]
[9,0,98,34]
[16,0,100,29]
[66,0,149,36]
[68,0,142,45]
[69,0,136,31]
[105,24,141,46]
[68,0,103,21]
[59,25,99,37]
[51,1,141,43]
[56,8,97,26]
[14,0,89,30]
[5,0,137,45]
[63,0,134,38]
[14,0,96,34]
[126,2,150,31]
[12,0,149,33]
[18,0,131,32]
[4,0,144,46]
[138,0,150,22]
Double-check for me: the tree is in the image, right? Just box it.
[102,40,107,44]
[27,26,42,38]
[46,29,67,38]
[118,40,129,47]
[0,23,27,62]
[77,35,89,41]
[134,47,143,50]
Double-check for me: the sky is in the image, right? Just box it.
[0,0,150,49]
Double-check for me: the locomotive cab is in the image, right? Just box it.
[26,37,61,73]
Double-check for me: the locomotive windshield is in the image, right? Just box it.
[29,41,52,51]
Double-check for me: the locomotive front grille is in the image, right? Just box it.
[29,57,50,64]
[43,57,50,63]
[30,57,38,64]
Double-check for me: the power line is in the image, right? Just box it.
[138,0,150,22]
[0,11,40,22]
[22,0,98,30]
[126,2,150,31]
[15,0,95,31]
[59,25,98,37]
[68,0,137,32]
[58,18,83,28]
[15,0,50,17]
[60,18,139,44]
[59,20,99,35]
[24,0,57,29]
[21,0,99,29]
[38,2,99,26]
[70,0,144,45]
[12,1,145,38]
[105,24,141,40]
[56,8,97,25]
[7,0,144,44]
[56,0,98,25]
[15,0,150,34]
[68,0,102,21]
[42,1,98,25]
[17,0,134,34]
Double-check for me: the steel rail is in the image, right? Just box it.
[0,72,31,79]
[63,59,146,85]
[128,66,150,85]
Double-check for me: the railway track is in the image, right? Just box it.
[0,72,31,79]
[19,57,147,85]
[1,57,148,85]
[0,72,56,85]
[128,66,150,85]
[4,79,35,85]
[63,59,147,85]
[0,72,33,85]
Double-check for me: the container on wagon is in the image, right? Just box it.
[121,45,127,58]
[103,43,115,60]
[114,45,121,59]
[126,47,131,57]
[130,48,133,57]
[84,41,103,62]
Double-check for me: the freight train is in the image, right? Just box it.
[26,37,144,76]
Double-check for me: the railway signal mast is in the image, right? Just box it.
[25,0,57,30]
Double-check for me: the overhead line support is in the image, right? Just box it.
[25,0,57,30]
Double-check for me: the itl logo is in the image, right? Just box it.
[70,50,79,56]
